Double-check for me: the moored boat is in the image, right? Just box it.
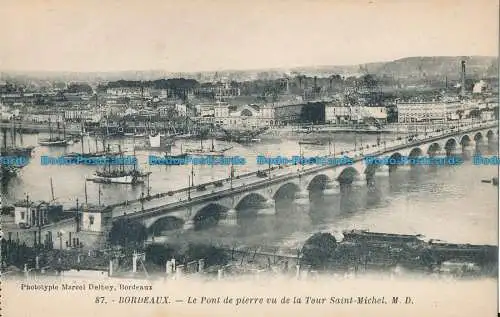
[89,169,151,184]
[38,138,69,146]
[1,146,34,157]
[298,139,324,145]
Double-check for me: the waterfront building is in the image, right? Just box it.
[325,105,350,123]
[273,103,303,124]
[212,103,276,128]
[25,111,64,123]
[396,101,466,123]
[325,104,387,124]
[64,108,103,123]
[361,106,387,122]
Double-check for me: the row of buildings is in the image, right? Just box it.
[1,73,497,128]
[395,97,497,123]
[2,97,497,130]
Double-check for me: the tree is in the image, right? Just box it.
[185,243,229,267]
[145,244,179,266]
[361,74,378,90]
[301,232,337,270]
[109,219,147,247]
[469,109,481,118]
[66,83,93,94]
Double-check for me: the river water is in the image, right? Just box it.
[2,131,498,248]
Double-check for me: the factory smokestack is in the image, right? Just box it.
[460,60,466,96]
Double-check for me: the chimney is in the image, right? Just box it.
[460,60,466,96]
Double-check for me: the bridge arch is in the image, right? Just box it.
[408,147,424,157]
[427,143,442,156]
[408,147,424,166]
[459,134,472,146]
[273,182,301,201]
[387,152,403,171]
[474,132,483,142]
[487,130,495,140]
[337,166,360,184]
[192,203,228,230]
[235,193,268,210]
[307,174,331,191]
[148,216,185,236]
[444,138,458,155]
[234,192,269,219]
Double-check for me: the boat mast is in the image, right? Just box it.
[107,144,111,174]
[102,134,106,152]
[106,115,110,136]
[48,119,53,141]
[50,177,55,201]
[18,122,23,145]
[80,122,85,153]
[211,126,215,151]
[133,146,137,172]
[119,144,124,173]
[57,120,61,140]
[98,184,102,206]
[84,180,88,205]
[11,121,16,146]
[2,127,7,151]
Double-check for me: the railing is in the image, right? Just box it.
[115,121,498,219]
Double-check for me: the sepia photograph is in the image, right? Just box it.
[0,0,499,316]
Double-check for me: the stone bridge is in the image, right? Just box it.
[112,123,498,235]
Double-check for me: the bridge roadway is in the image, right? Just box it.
[109,121,498,227]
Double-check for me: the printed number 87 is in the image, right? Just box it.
[95,297,106,304]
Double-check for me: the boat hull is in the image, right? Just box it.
[64,151,121,159]
[1,147,34,157]
[38,140,69,146]
[89,175,144,184]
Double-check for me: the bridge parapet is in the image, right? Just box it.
[111,121,498,231]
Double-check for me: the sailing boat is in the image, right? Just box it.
[185,133,233,156]
[88,145,151,185]
[1,124,34,158]
[38,120,70,146]
[0,126,27,183]
[64,134,122,159]
[165,144,187,163]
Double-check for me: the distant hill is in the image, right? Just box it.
[292,56,498,80]
[1,55,497,83]
[363,56,498,80]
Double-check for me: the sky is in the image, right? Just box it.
[0,0,498,73]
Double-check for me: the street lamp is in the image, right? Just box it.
[230,164,234,189]
[0,229,4,273]
[57,230,65,263]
